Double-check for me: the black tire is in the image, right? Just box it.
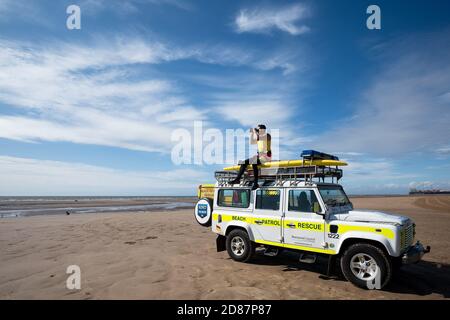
[226,229,255,263]
[340,243,392,290]
[391,256,403,278]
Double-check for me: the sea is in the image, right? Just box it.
[0,196,197,218]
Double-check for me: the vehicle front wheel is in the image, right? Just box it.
[226,229,255,263]
[340,243,392,290]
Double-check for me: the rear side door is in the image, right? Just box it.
[282,188,326,251]
[251,188,283,244]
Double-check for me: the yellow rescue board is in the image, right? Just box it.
[223,159,347,171]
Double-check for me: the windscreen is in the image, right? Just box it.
[318,185,351,207]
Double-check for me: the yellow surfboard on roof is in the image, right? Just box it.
[223,159,347,171]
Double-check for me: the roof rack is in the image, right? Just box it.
[215,150,344,187]
[215,166,342,187]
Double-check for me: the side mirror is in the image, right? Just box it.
[313,202,322,214]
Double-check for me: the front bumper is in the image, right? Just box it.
[402,241,431,264]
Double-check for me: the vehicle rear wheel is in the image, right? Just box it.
[226,229,255,263]
[340,243,392,290]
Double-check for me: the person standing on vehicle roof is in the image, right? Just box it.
[229,124,272,190]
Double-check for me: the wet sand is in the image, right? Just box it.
[0,195,449,299]
[0,196,196,218]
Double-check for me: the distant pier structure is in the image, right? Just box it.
[409,188,450,195]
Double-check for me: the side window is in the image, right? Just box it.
[288,190,320,213]
[255,189,280,210]
[217,189,250,208]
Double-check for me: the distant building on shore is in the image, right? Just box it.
[409,188,450,195]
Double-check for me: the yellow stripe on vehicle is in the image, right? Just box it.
[255,239,336,255]
[329,224,394,239]
[213,213,282,226]
[213,213,395,239]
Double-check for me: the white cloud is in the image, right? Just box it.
[0,37,302,153]
[0,156,208,195]
[211,99,314,161]
[344,159,413,180]
[156,106,204,123]
[0,115,176,152]
[189,43,303,75]
[252,48,306,75]
[186,68,312,160]
[0,35,307,159]
[234,4,310,35]
[341,158,420,195]
[436,146,450,155]
[313,31,450,156]
[332,152,365,157]
[0,38,202,153]
[409,181,450,191]
[0,0,48,25]
[81,0,193,14]
[214,101,291,129]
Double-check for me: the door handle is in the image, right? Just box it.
[287,223,296,228]
[255,220,263,225]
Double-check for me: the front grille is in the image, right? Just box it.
[400,224,414,251]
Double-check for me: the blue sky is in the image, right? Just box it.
[0,0,449,196]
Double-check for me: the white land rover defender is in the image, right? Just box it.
[195,150,430,290]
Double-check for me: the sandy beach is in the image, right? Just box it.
[1,195,449,300]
